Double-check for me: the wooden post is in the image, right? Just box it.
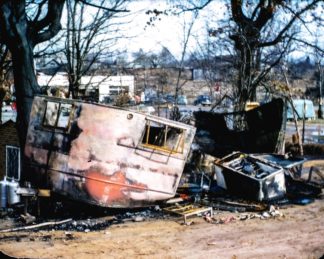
[302,99,306,143]
[283,70,303,156]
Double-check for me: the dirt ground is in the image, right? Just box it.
[0,161,323,259]
[0,199,323,259]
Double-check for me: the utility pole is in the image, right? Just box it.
[314,36,323,119]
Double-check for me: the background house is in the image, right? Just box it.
[97,75,135,103]
[37,73,135,103]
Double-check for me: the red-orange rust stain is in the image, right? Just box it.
[85,171,147,205]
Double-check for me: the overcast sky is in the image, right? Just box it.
[116,0,226,60]
[48,0,323,63]
[118,0,323,61]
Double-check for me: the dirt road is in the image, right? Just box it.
[0,196,323,259]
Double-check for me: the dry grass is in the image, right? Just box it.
[286,142,324,156]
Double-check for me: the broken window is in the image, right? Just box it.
[141,120,185,153]
[43,101,72,129]
[44,101,59,127]
[57,104,72,128]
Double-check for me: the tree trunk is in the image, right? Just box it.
[0,1,41,147]
[235,43,254,111]
[11,46,41,148]
[68,76,80,99]
[0,0,65,184]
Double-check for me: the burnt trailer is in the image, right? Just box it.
[24,96,196,208]
[194,98,286,157]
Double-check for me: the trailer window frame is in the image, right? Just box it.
[43,101,73,131]
[140,119,185,154]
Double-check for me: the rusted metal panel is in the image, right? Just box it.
[24,96,196,208]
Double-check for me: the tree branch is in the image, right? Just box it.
[251,0,265,21]
[31,0,47,23]
[30,0,64,33]
[258,0,321,48]
[231,0,249,25]
[31,0,65,46]
[77,0,129,13]
[175,0,213,13]
[251,37,293,91]
[291,36,324,55]
[254,1,281,30]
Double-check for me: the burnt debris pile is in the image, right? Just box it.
[178,151,323,213]
[0,199,168,233]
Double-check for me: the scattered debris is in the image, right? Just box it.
[181,220,195,226]
[201,198,267,213]
[165,197,185,204]
[132,216,145,222]
[20,213,36,224]
[285,175,322,202]
[307,166,324,184]
[154,205,161,211]
[163,204,213,224]
[203,205,284,224]
[64,231,74,240]
[178,149,322,218]
[204,214,236,224]
[0,218,72,233]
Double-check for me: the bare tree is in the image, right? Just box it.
[0,0,129,148]
[227,0,323,109]
[174,0,324,110]
[0,0,65,147]
[173,11,198,103]
[188,24,235,102]
[145,4,199,104]
[64,0,130,99]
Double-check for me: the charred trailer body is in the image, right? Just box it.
[24,96,196,208]
[194,98,286,157]
[215,152,286,201]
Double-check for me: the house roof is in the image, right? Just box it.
[0,119,16,128]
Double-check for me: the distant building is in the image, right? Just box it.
[98,75,135,103]
[1,104,17,124]
[37,73,135,102]
[37,72,69,93]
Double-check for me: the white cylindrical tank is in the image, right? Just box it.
[140,92,145,103]
[7,179,20,205]
[0,178,7,208]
